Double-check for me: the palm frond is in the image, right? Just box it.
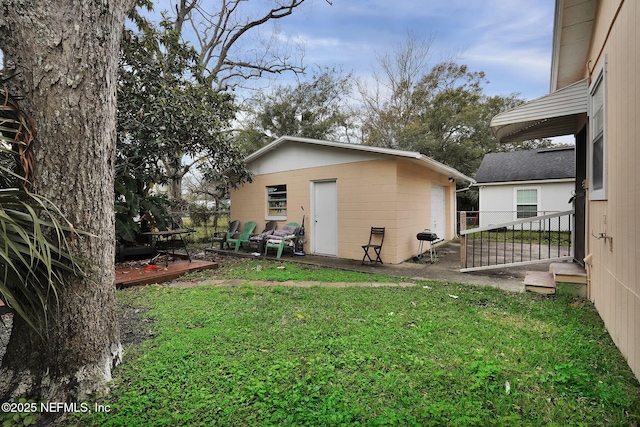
[1,86,35,191]
[0,189,87,336]
[1,85,86,338]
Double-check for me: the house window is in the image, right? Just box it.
[516,188,538,218]
[267,184,287,219]
[589,61,607,200]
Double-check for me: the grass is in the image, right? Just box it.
[181,258,402,284]
[180,216,229,244]
[65,260,640,426]
[465,229,572,246]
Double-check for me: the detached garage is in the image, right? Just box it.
[230,136,474,264]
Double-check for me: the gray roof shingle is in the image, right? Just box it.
[475,147,575,183]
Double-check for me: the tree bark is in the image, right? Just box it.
[168,173,184,203]
[0,0,133,402]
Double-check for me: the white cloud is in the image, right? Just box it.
[140,0,558,100]
[287,0,556,97]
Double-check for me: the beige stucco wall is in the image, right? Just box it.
[396,160,456,262]
[581,0,640,379]
[230,158,456,264]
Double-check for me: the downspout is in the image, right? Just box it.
[456,184,473,193]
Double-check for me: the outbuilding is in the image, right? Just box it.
[229,136,474,264]
[474,147,575,229]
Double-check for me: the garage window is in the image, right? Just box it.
[267,184,287,219]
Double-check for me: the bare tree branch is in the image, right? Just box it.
[167,0,331,91]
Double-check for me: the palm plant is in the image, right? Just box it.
[1,86,85,336]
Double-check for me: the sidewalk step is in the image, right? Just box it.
[524,271,556,295]
[550,262,587,285]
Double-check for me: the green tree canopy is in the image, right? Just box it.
[235,67,355,153]
[116,15,251,240]
[361,59,552,179]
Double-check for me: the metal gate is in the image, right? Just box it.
[459,210,574,272]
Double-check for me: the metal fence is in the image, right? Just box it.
[463,210,568,231]
[459,210,574,272]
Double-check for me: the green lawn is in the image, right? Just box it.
[66,260,640,426]
[181,257,404,284]
[464,229,572,246]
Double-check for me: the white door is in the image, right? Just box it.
[312,180,338,256]
[431,184,446,240]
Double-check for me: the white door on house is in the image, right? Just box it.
[312,180,338,256]
[431,184,446,240]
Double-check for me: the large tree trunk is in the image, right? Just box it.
[168,174,184,203]
[0,0,132,402]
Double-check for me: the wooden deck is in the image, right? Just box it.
[115,259,218,288]
[0,260,219,312]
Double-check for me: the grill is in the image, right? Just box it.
[416,232,438,242]
[415,231,438,262]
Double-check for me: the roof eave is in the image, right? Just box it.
[550,0,597,91]
[412,155,476,183]
[474,177,575,187]
[490,78,588,143]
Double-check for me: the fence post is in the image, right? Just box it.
[459,211,467,269]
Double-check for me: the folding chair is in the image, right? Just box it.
[362,227,385,265]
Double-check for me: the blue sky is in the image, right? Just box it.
[0,1,556,103]
[149,0,557,102]
[148,0,572,145]
[275,0,557,101]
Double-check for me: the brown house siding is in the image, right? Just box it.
[583,0,640,378]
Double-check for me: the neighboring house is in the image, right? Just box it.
[490,1,639,380]
[474,147,575,229]
[229,136,474,264]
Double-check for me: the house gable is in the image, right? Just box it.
[247,136,476,183]
[248,140,387,175]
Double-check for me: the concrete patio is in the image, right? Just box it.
[197,240,556,293]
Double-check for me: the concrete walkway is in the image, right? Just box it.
[182,241,555,293]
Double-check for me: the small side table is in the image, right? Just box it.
[141,229,195,265]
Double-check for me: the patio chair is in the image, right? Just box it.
[248,220,278,252]
[208,220,240,251]
[226,221,257,252]
[264,222,299,258]
[362,227,385,265]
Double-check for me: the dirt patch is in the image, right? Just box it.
[117,303,155,346]
[0,303,153,364]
